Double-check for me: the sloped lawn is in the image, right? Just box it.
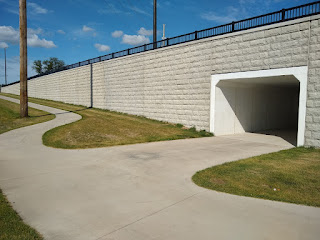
[1,93,213,149]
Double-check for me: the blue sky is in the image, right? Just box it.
[0,0,313,84]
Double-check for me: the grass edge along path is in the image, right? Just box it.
[192,147,320,207]
[0,98,55,134]
[0,98,51,239]
[0,93,213,149]
[0,189,43,240]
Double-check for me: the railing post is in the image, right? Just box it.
[90,63,93,108]
[17,2,319,82]
[281,8,286,21]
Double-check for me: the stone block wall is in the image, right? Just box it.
[92,41,212,129]
[2,16,319,146]
[305,18,320,147]
[2,65,91,107]
[92,17,316,134]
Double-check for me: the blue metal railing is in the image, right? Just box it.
[2,1,320,87]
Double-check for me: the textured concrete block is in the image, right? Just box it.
[1,17,320,146]
[282,24,300,34]
[300,22,310,30]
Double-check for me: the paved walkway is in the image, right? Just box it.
[0,95,319,240]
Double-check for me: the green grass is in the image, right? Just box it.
[0,98,50,239]
[0,190,43,240]
[0,93,213,149]
[0,98,55,134]
[192,147,320,207]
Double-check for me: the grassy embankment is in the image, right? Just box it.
[0,93,213,149]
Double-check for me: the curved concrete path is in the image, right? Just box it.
[0,95,319,240]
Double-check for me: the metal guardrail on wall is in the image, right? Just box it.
[2,1,320,87]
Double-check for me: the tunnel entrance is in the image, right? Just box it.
[210,67,308,146]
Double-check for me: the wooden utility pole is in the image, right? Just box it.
[153,0,157,49]
[19,0,28,117]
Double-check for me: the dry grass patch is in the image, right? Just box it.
[44,107,213,149]
[1,93,213,149]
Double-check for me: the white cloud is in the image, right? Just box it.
[122,34,150,46]
[201,12,237,23]
[1,0,50,16]
[94,43,110,52]
[98,3,123,14]
[82,25,94,32]
[0,0,19,15]
[138,27,153,36]
[128,6,151,16]
[0,26,20,44]
[201,0,281,24]
[0,25,56,48]
[28,35,56,48]
[6,8,19,15]
[239,0,256,3]
[0,42,8,48]
[57,30,66,34]
[201,6,239,23]
[0,55,36,85]
[74,25,96,37]
[28,28,43,35]
[111,30,123,38]
[27,2,48,14]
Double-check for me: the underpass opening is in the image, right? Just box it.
[210,67,308,146]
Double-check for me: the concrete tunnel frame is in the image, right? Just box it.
[210,66,308,146]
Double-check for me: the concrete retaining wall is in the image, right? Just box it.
[3,65,91,107]
[2,16,320,147]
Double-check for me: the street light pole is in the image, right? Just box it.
[4,47,7,85]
